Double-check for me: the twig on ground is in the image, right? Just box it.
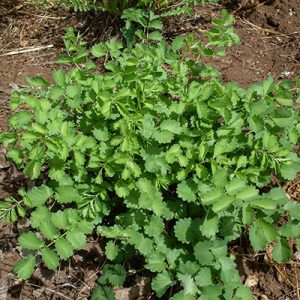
[240,18,290,38]
[19,11,67,20]
[0,45,54,57]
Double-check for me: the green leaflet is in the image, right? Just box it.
[151,271,173,297]
[249,219,278,251]
[55,238,74,260]
[195,267,213,287]
[41,248,60,270]
[55,186,82,204]
[174,218,192,244]
[144,215,165,237]
[39,221,60,239]
[145,251,167,272]
[18,231,44,250]
[272,238,292,263]
[66,229,87,250]
[98,264,126,286]
[177,179,198,202]
[201,211,219,238]
[13,255,36,280]
[30,207,51,228]
[25,185,53,208]
[105,241,119,261]
[90,286,116,300]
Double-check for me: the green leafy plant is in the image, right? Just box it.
[1,10,300,299]
[31,0,219,13]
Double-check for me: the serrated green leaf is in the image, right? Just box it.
[177,179,198,202]
[24,160,41,180]
[39,221,60,240]
[235,186,258,201]
[249,223,267,251]
[129,231,153,255]
[105,241,119,261]
[98,264,126,286]
[178,261,200,276]
[172,36,185,52]
[250,197,276,210]
[258,219,278,242]
[52,69,65,87]
[90,286,116,300]
[170,291,196,300]
[178,274,198,296]
[212,195,234,212]
[174,218,192,244]
[55,186,81,204]
[278,223,300,238]
[66,85,81,98]
[51,210,69,229]
[195,267,212,287]
[30,207,51,228]
[201,211,219,238]
[18,231,44,250]
[160,119,182,134]
[225,178,246,195]
[219,257,240,284]
[249,219,278,251]
[91,43,107,58]
[145,251,166,272]
[27,76,49,87]
[148,31,163,41]
[153,130,174,143]
[55,238,74,260]
[194,241,214,265]
[13,255,36,280]
[151,271,173,297]
[26,185,52,208]
[242,205,254,225]
[41,248,60,270]
[234,285,253,300]
[144,215,164,237]
[7,149,24,165]
[201,188,223,205]
[66,230,86,250]
[272,238,292,263]
[280,161,300,180]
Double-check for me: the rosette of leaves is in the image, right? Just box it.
[1,13,300,299]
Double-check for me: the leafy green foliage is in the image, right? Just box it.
[0,196,26,223]
[31,0,218,14]
[98,264,126,286]
[0,9,299,299]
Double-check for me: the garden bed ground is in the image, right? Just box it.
[0,0,300,299]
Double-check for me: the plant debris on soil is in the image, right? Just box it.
[0,0,300,299]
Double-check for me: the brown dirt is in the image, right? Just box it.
[0,0,300,299]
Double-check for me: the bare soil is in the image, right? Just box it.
[0,0,300,299]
